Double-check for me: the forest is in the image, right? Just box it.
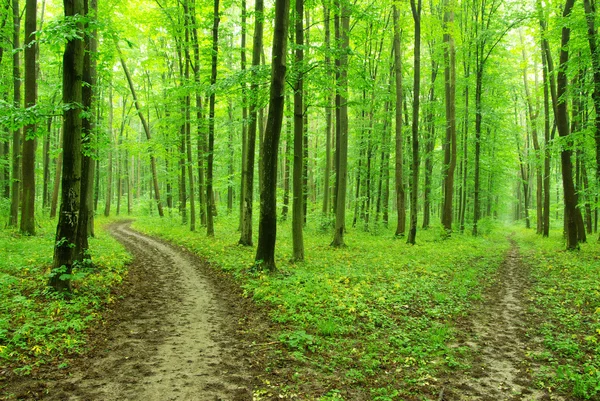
[1,0,600,399]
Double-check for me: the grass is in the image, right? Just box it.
[514,228,600,399]
[0,216,130,375]
[133,211,511,399]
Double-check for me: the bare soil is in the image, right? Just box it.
[439,240,563,401]
[2,221,275,400]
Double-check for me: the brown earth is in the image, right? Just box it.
[438,240,564,401]
[2,220,278,401]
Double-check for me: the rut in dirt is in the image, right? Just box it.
[48,221,258,401]
[441,240,561,401]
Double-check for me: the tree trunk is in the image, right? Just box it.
[239,0,263,245]
[115,41,164,217]
[255,0,290,271]
[42,115,52,209]
[206,0,219,236]
[50,0,84,292]
[76,0,97,260]
[555,0,579,249]
[393,5,405,237]
[407,0,421,245]
[292,0,305,261]
[282,106,291,219]
[104,86,113,217]
[331,0,349,248]
[322,3,332,216]
[239,0,247,229]
[9,0,20,228]
[441,0,456,234]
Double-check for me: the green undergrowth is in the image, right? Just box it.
[514,229,600,399]
[0,216,130,376]
[133,213,510,399]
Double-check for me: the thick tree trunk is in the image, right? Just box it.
[331,0,349,248]
[239,0,263,245]
[407,0,421,245]
[50,0,84,292]
[441,1,456,234]
[20,0,37,236]
[393,5,405,237]
[255,0,290,270]
[292,0,305,261]
[76,0,97,259]
[206,0,219,237]
[555,0,579,249]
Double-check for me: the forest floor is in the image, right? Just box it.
[438,239,562,401]
[2,220,279,400]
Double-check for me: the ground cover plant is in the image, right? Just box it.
[515,229,600,399]
[0,217,130,378]
[133,213,511,399]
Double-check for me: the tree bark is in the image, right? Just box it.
[104,86,113,217]
[322,3,332,216]
[9,0,20,228]
[330,0,349,248]
[206,0,220,237]
[555,0,579,249]
[50,0,84,292]
[239,0,263,245]
[441,0,456,234]
[292,0,305,261]
[407,0,421,245]
[255,0,290,271]
[393,5,405,237]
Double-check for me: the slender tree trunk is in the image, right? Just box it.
[282,105,291,219]
[322,3,332,215]
[292,0,305,261]
[407,0,421,245]
[239,0,247,228]
[116,42,164,217]
[42,114,52,209]
[9,0,20,227]
[255,0,290,270]
[422,59,436,230]
[50,0,84,292]
[227,100,234,213]
[239,0,263,245]
[206,0,219,236]
[393,5,405,237]
[441,0,456,234]
[331,1,349,247]
[539,4,552,237]
[104,86,113,217]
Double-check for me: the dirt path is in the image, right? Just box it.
[441,240,562,401]
[6,221,270,400]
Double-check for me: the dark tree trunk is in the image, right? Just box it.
[206,0,220,237]
[393,5,405,237]
[255,0,290,270]
[555,0,579,249]
[42,115,52,209]
[9,0,20,228]
[50,0,84,292]
[407,0,421,245]
[239,0,263,245]
[331,0,349,248]
[292,0,305,261]
[441,0,456,234]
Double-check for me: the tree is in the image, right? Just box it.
[441,0,456,234]
[555,0,580,250]
[239,0,263,246]
[292,0,305,261]
[254,0,290,271]
[393,4,405,238]
[206,0,220,237]
[50,0,84,292]
[407,0,422,245]
[330,0,349,248]
[9,0,19,228]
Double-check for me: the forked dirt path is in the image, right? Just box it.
[5,220,269,400]
[440,240,562,401]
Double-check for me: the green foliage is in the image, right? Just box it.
[0,217,131,374]
[515,229,600,399]
[133,212,510,398]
